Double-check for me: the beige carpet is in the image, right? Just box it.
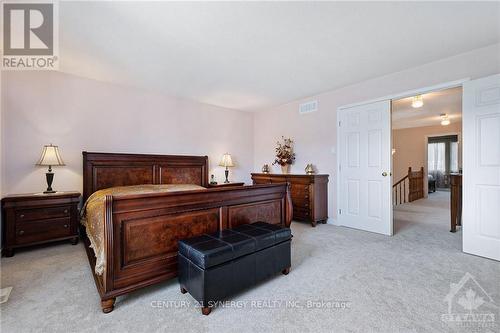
[1,192,499,332]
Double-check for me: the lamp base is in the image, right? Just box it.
[43,190,56,194]
[45,169,55,193]
[224,169,230,183]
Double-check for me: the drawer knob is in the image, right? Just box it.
[64,209,68,214]
[64,224,69,228]
[19,230,25,235]
[19,214,25,219]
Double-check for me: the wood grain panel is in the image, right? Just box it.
[93,166,154,192]
[122,208,219,266]
[228,200,281,228]
[159,166,203,185]
[83,152,209,200]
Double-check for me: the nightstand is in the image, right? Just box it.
[1,191,81,257]
[207,182,245,188]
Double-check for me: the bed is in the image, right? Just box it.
[80,152,292,313]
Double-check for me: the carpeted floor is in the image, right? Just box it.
[1,191,499,333]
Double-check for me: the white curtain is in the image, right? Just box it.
[428,143,446,187]
[428,143,446,172]
[450,141,459,173]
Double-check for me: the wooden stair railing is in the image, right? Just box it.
[393,174,409,205]
[393,167,425,206]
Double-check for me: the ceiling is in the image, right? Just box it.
[58,2,500,111]
[392,87,462,129]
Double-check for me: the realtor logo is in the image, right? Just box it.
[441,272,498,330]
[2,1,59,70]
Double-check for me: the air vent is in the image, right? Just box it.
[299,100,318,114]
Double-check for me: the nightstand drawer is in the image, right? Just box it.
[15,218,72,245]
[16,205,71,222]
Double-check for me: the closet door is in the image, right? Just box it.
[463,74,500,261]
[338,100,393,235]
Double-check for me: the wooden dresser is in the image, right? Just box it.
[1,192,80,257]
[450,174,462,233]
[251,173,328,227]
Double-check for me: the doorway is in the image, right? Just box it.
[337,75,500,261]
[391,87,462,235]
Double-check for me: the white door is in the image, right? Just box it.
[338,100,393,235]
[463,74,500,261]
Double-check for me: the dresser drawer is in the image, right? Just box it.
[292,197,311,209]
[15,218,72,245]
[16,205,71,222]
[290,183,310,196]
[293,208,310,220]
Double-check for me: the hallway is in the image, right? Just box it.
[394,190,455,236]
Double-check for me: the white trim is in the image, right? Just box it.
[326,217,336,225]
[338,78,470,110]
[336,116,342,227]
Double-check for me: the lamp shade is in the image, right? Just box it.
[36,144,65,166]
[218,153,234,167]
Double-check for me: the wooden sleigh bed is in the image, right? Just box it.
[81,152,292,313]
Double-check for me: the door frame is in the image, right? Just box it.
[336,78,470,234]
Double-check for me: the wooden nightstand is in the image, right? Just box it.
[207,182,245,188]
[1,191,81,257]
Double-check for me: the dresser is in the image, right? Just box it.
[1,192,81,257]
[251,173,328,227]
[450,174,462,233]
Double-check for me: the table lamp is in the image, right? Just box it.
[36,144,65,193]
[218,153,234,183]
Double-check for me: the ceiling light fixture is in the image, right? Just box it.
[411,95,424,108]
[440,114,450,126]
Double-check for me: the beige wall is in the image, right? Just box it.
[253,44,499,222]
[1,71,254,195]
[392,122,462,196]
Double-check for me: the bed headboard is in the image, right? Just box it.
[82,152,209,201]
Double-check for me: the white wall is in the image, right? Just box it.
[253,44,500,222]
[1,71,254,195]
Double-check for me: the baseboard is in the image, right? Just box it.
[326,218,338,225]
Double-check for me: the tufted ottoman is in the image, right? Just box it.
[178,222,292,315]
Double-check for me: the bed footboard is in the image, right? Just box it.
[84,184,292,313]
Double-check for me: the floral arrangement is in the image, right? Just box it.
[272,136,295,166]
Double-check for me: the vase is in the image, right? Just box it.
[281,164,290,174]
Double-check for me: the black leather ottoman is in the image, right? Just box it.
[178,222,292,315]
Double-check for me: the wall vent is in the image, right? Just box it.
[299,100,318,114]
